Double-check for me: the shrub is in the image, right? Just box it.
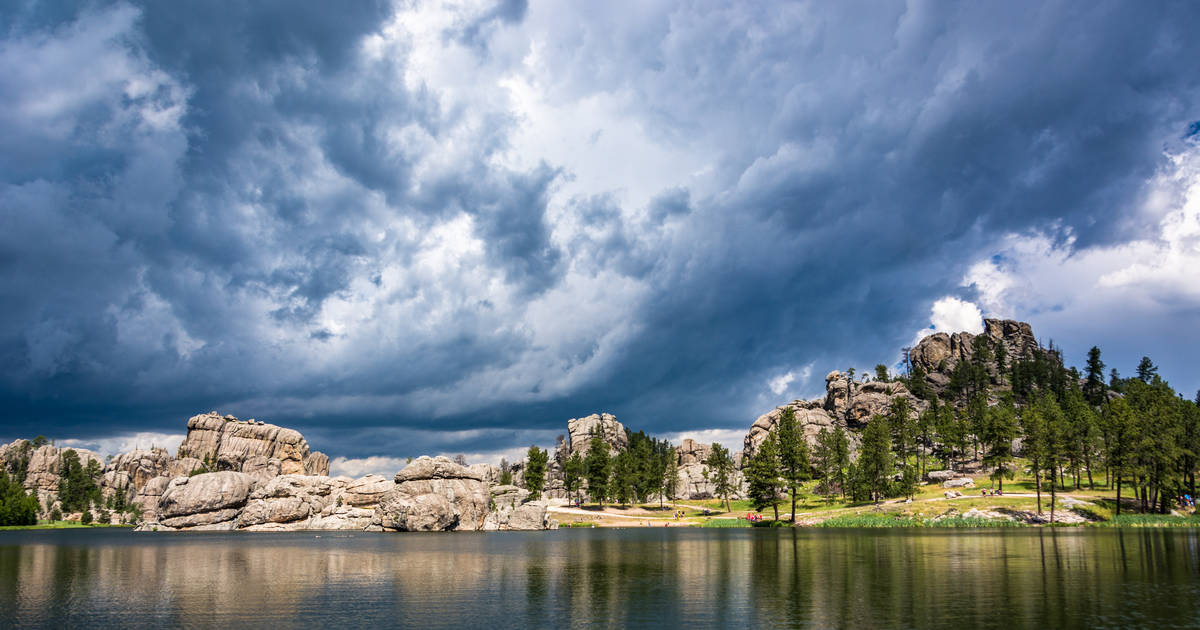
[81,510,93,525]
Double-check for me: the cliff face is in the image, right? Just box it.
[176,412,329,476]
[739,318,1047,467]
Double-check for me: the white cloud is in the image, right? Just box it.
[767,363,813,396]
[655,428,747,454]
[58,432,184,458]
[912,296,983,348]
[329,455,407,478]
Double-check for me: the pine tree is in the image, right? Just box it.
[982,396,1018,493]
[584,436,611,506]
[1136,356,1158,383]
[746,433,784,520]
[776,407,810,521]
[524,446,549,499]
[702,444,737,513]
[1083,346,1107,407]
[563,452,585,503]
[858,418,893,504]
[660,446,679,508]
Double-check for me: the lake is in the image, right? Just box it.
[1,528,1198,628]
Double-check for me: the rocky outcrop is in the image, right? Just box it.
[824,374,924,429]
[566,413,628,456]
[910,318,1041,393]
[152,471,256,531]
[106,448,171,490]
[743,400,836,459]
[676,439,712,466]
[942,477,975,489]
[134,476,172,522]
[482,485,550,531]
[372,457,491,532]
[176,412,330,476]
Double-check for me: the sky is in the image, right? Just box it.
[2,1,1199,477]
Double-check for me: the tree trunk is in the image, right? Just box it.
[790,490,798,523]
[1115,472,1122,517]
[773,502,779,522]
[1085,455,1095,491]
[1049,481,1056,523]
[1034,467,1042,515]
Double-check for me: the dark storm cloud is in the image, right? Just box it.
[1,1,1198,459]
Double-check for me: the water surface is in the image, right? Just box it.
[1,528,1197,628]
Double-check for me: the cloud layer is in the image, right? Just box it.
[2,0,1199,460]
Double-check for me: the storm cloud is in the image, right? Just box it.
[2,0,1199,465]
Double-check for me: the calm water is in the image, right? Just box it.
[1,528,1198,629]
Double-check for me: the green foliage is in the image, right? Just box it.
[58,450,102,513]
[858,417,893,503]
[775,406,811,520]
[1099,513,1200,528]
[80,510,93,525]
[584,435,611,505]
[49,507,62,522]
[702,443,737,512]
[813,424,850,502]
[0,471,40,526]
[874,364,890,382]
[563,452,585,501]
[1136,356,1158,383]
[523,445,549,499]
[745,433,784,518]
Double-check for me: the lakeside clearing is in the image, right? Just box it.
[0,520,134,532]
[547,464,1200,529]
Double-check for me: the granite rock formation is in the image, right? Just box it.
[176,412,329,476]
[372,456,491,532]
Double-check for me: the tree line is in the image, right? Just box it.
[745,338,1200,522]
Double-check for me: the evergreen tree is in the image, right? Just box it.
[584,436,611,506]
[0,471,39,526]
[563,452,585,503]
[498,458,513,486]
[874,364,890,382]
[858,418,893,504]
[609,450,636,506]
[1083,346,1107,407]
[58,450,101,513]
[1102,396,1135,516]
[1019,401,1048,515]
[523,446,549,499]
[776,407,810,521]
[1038,394,1069,522]
[702,444,737,513]
[982,396,1018,493]
[887,397,918,499]
[1136,356,1158,383]
[660,446,679,508]
[746,433,784,520]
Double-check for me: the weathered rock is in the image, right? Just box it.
[676,439,712,466]
[168,457,205,478]
[304,451,330,476]
[674,462,746,500]
[566,413,628,456]
[156,471,255,530]
[926,470,959,483]
[482,485,549,530]
[942,477,975,489]
[105,448,171,491]
[19,445,104,513]
[911,318,1041,395]
[175,412,323,476]
[944,490,963,499]
[134,476,172,522]
[372,457,490,532]
[743,400,835,458]
[340,474,393,506]
[825,376,923,429]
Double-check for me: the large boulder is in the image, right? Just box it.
[372,456,490,532]
[238,475,349,530]
[482,485,549,530]
[676,439,712,466]
[566,413,628,457]
[134,476,172,522]
[942,477,975,489]
[743,400,835,459]
[824,376,923,429]
[105,448,171,491]
[154,471,255,530]
[175,412,329,477]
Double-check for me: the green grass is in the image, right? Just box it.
[815,513,1025,528]
[0,520,133,531]
[556,521,597,528]
[699,518,753,528]
[1095,514,1200,528]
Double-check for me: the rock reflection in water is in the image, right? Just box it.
[1,528,1199,628]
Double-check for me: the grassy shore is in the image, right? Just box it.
[548,463,1200,529]
[0,520,135,531]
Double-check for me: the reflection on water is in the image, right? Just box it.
[1,528,1198,628]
